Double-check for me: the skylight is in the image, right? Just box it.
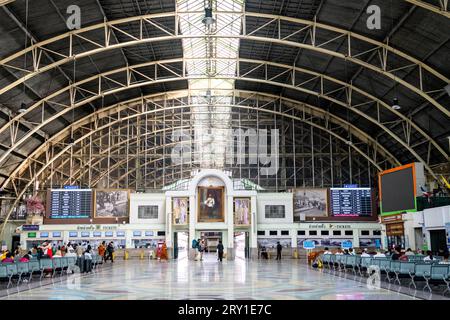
[177,0,244,169]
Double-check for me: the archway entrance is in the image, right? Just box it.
[198,231,223,261]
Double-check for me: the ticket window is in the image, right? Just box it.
[133,239,159,249]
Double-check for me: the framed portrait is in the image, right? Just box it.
[234,198,251,226]
[94,189,129,218]
[173,197,189,225]
[197,186,224,222]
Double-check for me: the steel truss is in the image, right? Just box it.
[0,90,397,233]
[404,0,449,18]
[0,59,446,184]
[0,12,448,117]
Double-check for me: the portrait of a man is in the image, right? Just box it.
[198,187,224,222]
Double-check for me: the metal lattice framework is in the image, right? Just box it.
[0,57,446,183]
[0,1,449,237]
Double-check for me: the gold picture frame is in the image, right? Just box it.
[197,186,225,222]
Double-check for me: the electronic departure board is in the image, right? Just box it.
[329,188,372,217]
[49,189,92,219]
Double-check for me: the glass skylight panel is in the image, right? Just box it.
[177,0,243,169]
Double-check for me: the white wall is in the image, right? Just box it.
[129,193,165,225]
[257,192,293,224]
[423,205,450,228]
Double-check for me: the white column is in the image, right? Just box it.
[188,195,196,260]
[125,229,133,249]
[165,196,173,258]
[250,195,258,259]
[227,195,234,260]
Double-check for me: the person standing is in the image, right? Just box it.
[276,241,282,260]
[199,239,206,261]
[105,242,115,263]
[98,241,106,262]
[217,240,224,262]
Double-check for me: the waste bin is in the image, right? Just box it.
[140,250,145,260]
[124,250,129,260]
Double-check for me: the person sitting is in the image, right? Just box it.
[53,247,63,258]
[343,249,349,255]
[373,250,386,258]
[335,249,344,255]
[260,246,268,259]
[361,248,371,257]
[64,246,77,258]
[405,248,415,256]
[0,250,9,261]
[1,252,14,263]
[439,252,449,264]
[423,250,436,261]
[391,246,402,260]
[348,248,356,256]
[323,247,332,255]
[19,251,32,262]
[399,250,409,261]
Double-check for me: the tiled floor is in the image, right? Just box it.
[0,254,433,300]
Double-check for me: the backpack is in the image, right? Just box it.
[192,239,198,249]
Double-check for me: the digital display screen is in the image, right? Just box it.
[52,232,61,237]
[93,232,102,237]
[81,232,90,237]
[379,165,416,215]
[105,231,113,237]
[329,188,372,217]
[133,231,142,237]
[145,231,154,237]
[117,231,125,237]
[69,232,78,237]
[49,189,92,219]
[40,232,49,238]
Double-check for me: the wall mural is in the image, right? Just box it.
[293,188,328,221]
[173,198,189,225]
[234,198,251,226]
[198,186,224,222]
[95,190,129,218]
[257,238,291,249]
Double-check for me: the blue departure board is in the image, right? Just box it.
[329,188,372,217]
[49,189,92,219]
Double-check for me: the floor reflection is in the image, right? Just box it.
[0,258,425,300]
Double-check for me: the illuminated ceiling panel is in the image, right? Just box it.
[177,0,244,169]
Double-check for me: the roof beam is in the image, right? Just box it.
[1,13,448,119]
[405,0,450,18]
[1,5,72,128]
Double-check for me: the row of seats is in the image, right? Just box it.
[0,255,104,289]
[320,254,450,295]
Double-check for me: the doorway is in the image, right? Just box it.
[173,231,189,259]
[234,231,249,259]
[199,231,223,260]
[429,229,446,254]
[11,235,20,251]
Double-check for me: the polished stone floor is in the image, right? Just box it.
[0,254,425,300]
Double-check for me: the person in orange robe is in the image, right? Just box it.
[160,242,168,260]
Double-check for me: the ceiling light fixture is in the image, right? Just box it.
[202,6,215,26]
[444,84,450,97]
[18,102,27,113]
[392,98,401,110]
